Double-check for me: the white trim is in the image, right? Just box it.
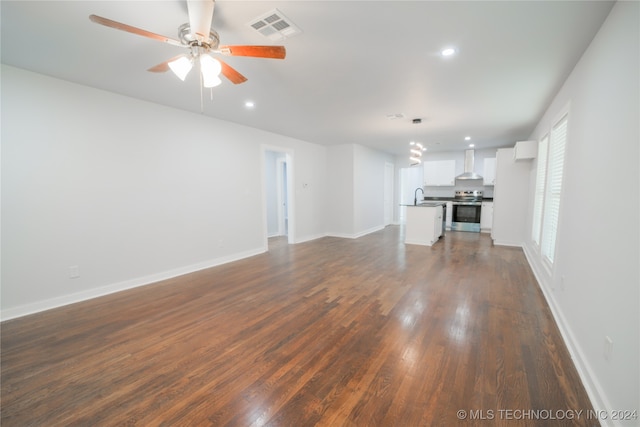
[492,240,523,248]
[523,244,615,427]
[293,233,326,244]
[276,157,287,237]
[261,145,296,247]
[325,225,385,240]
[0,247,265,321]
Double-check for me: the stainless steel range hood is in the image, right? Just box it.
[456,149,483,180]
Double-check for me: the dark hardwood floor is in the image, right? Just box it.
[1,227,598,426]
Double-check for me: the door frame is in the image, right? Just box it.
[261,145,295,249]
[276,157,287,236]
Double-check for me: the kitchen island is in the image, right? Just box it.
[404,203,444,246]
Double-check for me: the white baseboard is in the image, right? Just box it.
[353,225,385,239]
[325,225,385,240]
[492,240,523,247]
[404,238,436,247]
[522,244,615,427]
[0,247,266,322]
[324,232,355,239]
[293,233,326,244]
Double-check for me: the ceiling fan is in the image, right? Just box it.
[89,0,286,88]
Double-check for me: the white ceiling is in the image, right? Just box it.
[1,0,615,155]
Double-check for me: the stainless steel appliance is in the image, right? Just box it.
[451,190,482,232]
[455,150,484,180]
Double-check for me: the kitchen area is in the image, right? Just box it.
[402,142,536,247]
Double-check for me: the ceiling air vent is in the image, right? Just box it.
[248,9,301,41]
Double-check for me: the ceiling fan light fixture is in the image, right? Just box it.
[203,75,222,88]
[200,55,222,88]
[168,56,193,81]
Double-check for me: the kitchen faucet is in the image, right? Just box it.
[414,187,424,206]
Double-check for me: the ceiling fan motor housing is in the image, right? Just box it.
[178,23,220,50]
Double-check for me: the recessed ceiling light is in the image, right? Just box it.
[469,144,475,148]
[245,101,255,108]
[465,136,471,141]
[441,47,457,57]
[386,113,405,120]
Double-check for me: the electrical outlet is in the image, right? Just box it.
[604,336,613,361]
[69,265,80,279]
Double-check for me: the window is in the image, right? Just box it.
[531,135,549,245]
[540,114,568,264]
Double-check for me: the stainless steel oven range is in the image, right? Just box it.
[451,190,482,232]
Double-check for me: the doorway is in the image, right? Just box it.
[276,157,288,236]
[263,147,294,248]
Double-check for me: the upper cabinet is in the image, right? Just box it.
[483,157,497,186]
[513,140,538,160]
[424,160,456,186]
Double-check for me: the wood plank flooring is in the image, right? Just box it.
[1,227,598,426]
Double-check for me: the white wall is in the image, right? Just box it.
[353,145,395,236]
[326,144,394,238]
[522,2,639,424]
[265,140,327,244]
[1,65,327,318]
[325,145,354,237]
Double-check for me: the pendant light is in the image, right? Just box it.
[410,141,426,166]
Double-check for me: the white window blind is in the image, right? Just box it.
[541,114,568,263]
[531,135,548,245]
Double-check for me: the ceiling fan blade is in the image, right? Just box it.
[89,14,183,47]
[218,45,286,59]
[147,55,187,73]
[218,59,248,84]
[187,0,215,43]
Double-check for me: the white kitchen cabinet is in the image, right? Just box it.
[405,205,443,246]
[480,201,493,232]
[423,160,456,186]
[514,140,538,160]
[483,157,497,186]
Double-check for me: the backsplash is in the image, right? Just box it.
[424,180,494,198]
